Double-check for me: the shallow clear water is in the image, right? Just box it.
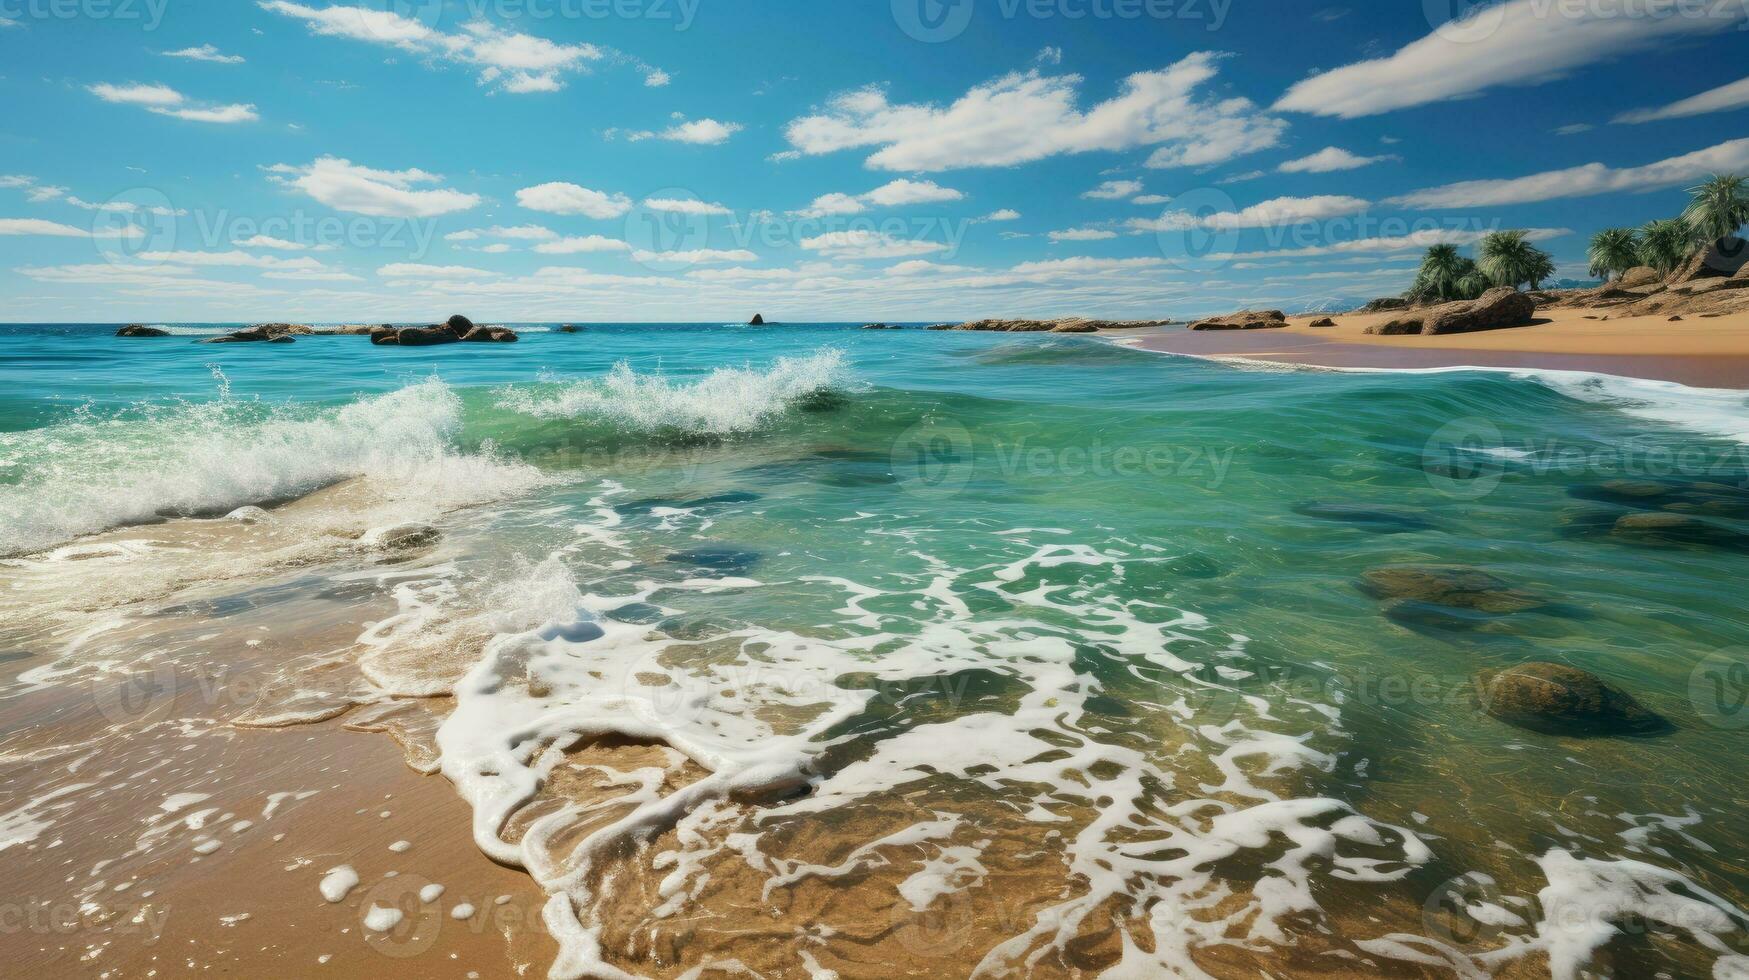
[2,322,1748,977]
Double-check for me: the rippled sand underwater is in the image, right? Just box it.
[1,324,1747,977]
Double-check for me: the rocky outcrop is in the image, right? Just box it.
[1187,310,1286,331]
[370,315,517,346]
[1367,287,1535,336]
[862,323,900,330]
[116,324,169,337]
[1358,565,1544,613]
[1616,266,1663,289]
[1308,317,1336,328]
[749,314,766,326]
[1666,236,1748,284]
[1475,662,1670,737]
[203,326,296,344]
[937,317,1172,333]
[558,325,580,333]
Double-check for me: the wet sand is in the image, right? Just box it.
[1109,307,1749,389]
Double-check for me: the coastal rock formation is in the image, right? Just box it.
[203,326,296,344]
[935,317,1171,333]
[1616,266,1662,289]
[1357,565,1544,613]
[1187,310,1286,331]
[1367,287,1535,336]
[116,325,169,337]
[862,323,900,330]
[749,314,766,325]
[358,522,441,551]
[559,325,580,333]
[370,315,518,346]
[1475,662,1670,737]
[1666,236,1748,284]
[1308,317,1336,327]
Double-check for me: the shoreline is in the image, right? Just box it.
[1102,307,1749,390]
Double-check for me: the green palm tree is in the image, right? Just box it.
[1412,244,1469,301]
[1681,173,1749,247]
[1587,227,1640,281]
[1455,263,1491,300]
[1638,218,1693,276]
[1478,230,1556,289]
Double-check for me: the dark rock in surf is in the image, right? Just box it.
[1293,502,1435,533]
[665,546,761,577]
[462,325,518,343]
[369,326,400,346]
[558,325,580,333]
[116,324,170,337]
[749,314,766,325]
[1358,565,1545,614]
[444,314,476,338]
[394,325,459,347]
[1475,662,1671,737]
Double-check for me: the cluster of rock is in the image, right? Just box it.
[1365,287,1536,336]
[1187,310,1287,331]
[929,317,1173,333]
[1560,478,1749,551]
[1352,237,1749,325]
[370,315,516,346]
[1545,242,1749,318]
[118,316,518,346]
[861,323,903,330]
[1354,563,1670,737]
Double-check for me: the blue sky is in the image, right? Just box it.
[1,0,1746,322]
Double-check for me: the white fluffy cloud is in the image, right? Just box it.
[626,117,742,145]
[1278,146,1397,173]
[1277,0,1749,118]
[516,182,632,219]
[799,230,948,259]
[236,234,330,250]
[258,1,620,94]
[1615,75,1749,124]
[0,218,116,237]
[378,263,496,279]
[1048,228,1118,242]
[631,248,757,264]
[1390,137,1749,208]
[793,179,962,217]
[1132,194,1171,205]
[135,249,326,270]
[784,54,1285,172]
[1083,179,1143,200]
[1241,227,1571,258]
[88,82,256,123]
[533,235,633,254]
[1127,195,1368,232]
[165,44,245,64]
[0,175,67,202]
[644,198,733,215]
[982,209,1021,221]
[1009,256,1165,276]
[270,157,481,217]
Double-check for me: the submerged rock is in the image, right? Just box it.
[1292,502,1436,533]
[665,546,761,576]
[223,506,273,524]
[116,324,170,337]
[1476,662,1671,737]
[1610,511,1749,550]
[358,522,441,551]
[1358,565,1544,613]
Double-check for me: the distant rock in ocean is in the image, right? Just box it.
[749,314,766,325]
[116,324,169,337]
[371,314,517,346]
[930,317,1171,333]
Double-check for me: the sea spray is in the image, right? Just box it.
[498,350,854,435]
[0,379,543,556]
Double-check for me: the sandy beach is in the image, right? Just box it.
[1110,306,1749,389]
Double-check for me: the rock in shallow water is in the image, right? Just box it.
[1292,502,1436,533]
[116,324,169,337]
[1475,662,1671,737]
[358,522,441,550]
[1358,565,1544,613]
[665,546,760,576]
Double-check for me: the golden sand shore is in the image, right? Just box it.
[1111,306,1749,389]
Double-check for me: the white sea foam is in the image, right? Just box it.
[362,507,1434,978]
[0,379,544,556]
[498,350,852,435]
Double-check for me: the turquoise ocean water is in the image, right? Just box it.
[2,322,1748,976]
